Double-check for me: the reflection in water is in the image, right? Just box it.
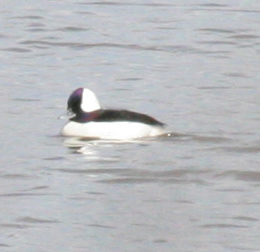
[59,133,241,186]
[62,132,176,150]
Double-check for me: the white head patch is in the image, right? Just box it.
[81,88,101,112]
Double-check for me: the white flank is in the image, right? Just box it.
[61,121,166,140]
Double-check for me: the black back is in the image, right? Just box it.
[92,109,164,126]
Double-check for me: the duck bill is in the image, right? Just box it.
[58,110,75,120]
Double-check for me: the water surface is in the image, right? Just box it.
[1,1,260,252]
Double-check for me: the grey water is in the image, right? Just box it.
[1,1,260,251]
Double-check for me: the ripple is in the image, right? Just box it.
[15,15,43,20]
[43,156,66,161]
[19,40,161,51]
[198,4,228,8]
[199,28,236,34]
[97,178,157,184]
[223,72,249,78]
[153,239,168,244]
[223,146,260,153]
[2,47,32,53]
[201,224,248,229]
[18,40,212,56]
[78,2,176,7]
[229,34,259,40]
[17,217,60,224]
[0,223,29,229]
[53,166,214,185]
[12,98,41,102]
[190,135,233,144]
[1,173,36,180]
[0,192,52,197]
[198,40,237,45]
[232,216,259,222]
[0,244,10,247]
[87,224,116,229]
[56,26,89,32]
[216,171,260,182]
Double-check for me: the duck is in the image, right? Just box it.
[61,88,167,139]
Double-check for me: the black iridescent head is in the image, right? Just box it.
[67,88,84,114]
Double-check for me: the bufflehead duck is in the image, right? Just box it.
[61,88,166,139]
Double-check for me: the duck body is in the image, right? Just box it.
[61,88,166,139]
